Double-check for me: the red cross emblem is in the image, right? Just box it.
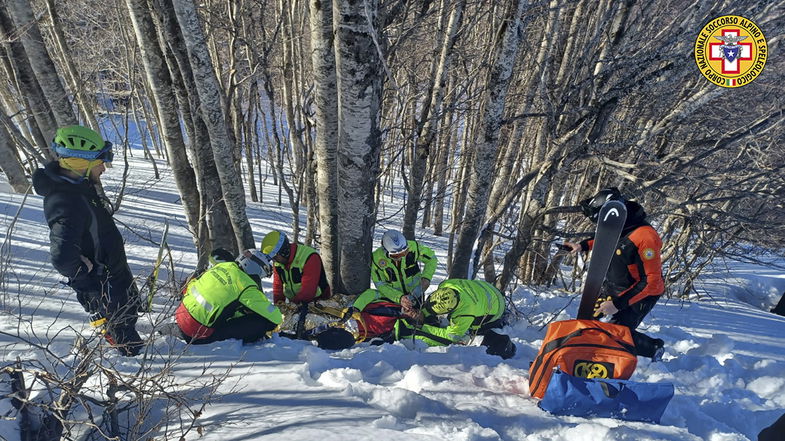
[709,29,752,74]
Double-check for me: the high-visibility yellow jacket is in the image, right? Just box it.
[370,240,436,302]
[183,262,282,327]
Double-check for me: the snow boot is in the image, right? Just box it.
[315,327,355,350]
[651,338,665,362]
[481,330,516,359]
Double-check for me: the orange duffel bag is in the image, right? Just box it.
[529,319,637,399]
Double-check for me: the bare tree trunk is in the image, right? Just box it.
[43,0,99,131]
[152,0,235,262]
[0,3,57,155]
[171,0,255,250]
[446,117,473,272]
[5,0,77,128]
[402,0,464,239]
[125,0,204,257]
[0,123,29,192]
[0,94,46,165]
[333,0,383,294]
[432,105,455,236]
[449,0,528,278]
[309,0,341,291]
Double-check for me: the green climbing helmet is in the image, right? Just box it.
[425,287,460,315]
[52,125,114,162]
[261,230,291,259]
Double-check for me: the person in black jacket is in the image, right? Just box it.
[32,125,143,356]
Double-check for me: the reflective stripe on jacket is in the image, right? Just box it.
[370,240,437,301]
[183,262,282,327]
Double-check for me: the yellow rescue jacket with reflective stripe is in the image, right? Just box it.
[411,279,505,346]
[183,262,282,327]
[370,240,437,301]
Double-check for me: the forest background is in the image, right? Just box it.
[2,0,785,439]
[0,0,784,312]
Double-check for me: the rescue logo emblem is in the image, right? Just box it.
[574,360,614,379]
[694,15,767,88]
[643,248,656,260]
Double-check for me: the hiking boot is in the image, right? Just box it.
[651,338,665,362]
[107,326,144,357]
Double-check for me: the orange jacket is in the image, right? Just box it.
[581,223,664,310]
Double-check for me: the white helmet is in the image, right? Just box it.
[237,249,273,279]
[382,230,408,255]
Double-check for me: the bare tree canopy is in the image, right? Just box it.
[0,0,781,295]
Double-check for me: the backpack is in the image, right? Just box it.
[529,319,637,399]
[539,368,674,423]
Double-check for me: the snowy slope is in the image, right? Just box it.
[1,156,784,441]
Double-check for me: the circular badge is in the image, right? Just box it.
[643,248,656,260]
[694,15,767,88]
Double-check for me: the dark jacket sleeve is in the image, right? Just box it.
[47,198,99,291]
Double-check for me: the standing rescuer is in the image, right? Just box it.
[564,187,665,361]
[32,125,144,356]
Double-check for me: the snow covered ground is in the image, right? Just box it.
[1,156,784,441]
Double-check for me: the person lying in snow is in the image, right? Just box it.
[336,288,408,345]
[393,279,516,359]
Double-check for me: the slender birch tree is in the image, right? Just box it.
[402,0,465,239]
[4,0,77,129]
[449,0,529,278]
[125,0,204,256]
[171,0,255,250]
[309,0,342,291]
[333,0,383,293]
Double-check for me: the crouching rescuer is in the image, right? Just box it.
[394,279,516,359]
[174,250,282,344]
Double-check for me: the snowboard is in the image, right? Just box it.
[576,200,627,320]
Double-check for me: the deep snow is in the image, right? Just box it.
[1,156,784,441]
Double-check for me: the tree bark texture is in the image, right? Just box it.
[333,0,383,294]
[309,0,341,291]
[449,0,528,279]
[171,0,255,250]
[5,0,77,129]
[125,0,204,256]
[0,122,29,192]
[402,0,464,239]
[0,3,58,154]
